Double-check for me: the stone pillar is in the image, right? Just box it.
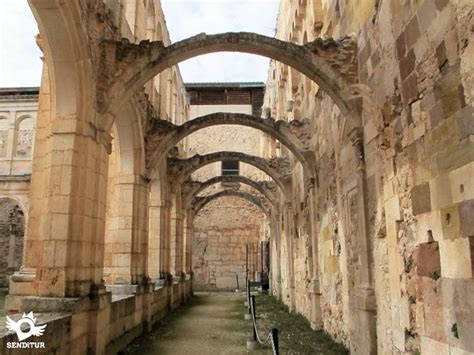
[308,184,323,330]
[183,210,193,275]
[104,174,148,285]
[148,179,163,282]
[8,59,111,298]
[349,127,377,354]
[169,192,183,277]
[131,175,149,284]
[160,200,172,279]
[270,209,283,299]
[284,202,296,311]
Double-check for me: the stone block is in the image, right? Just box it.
[422,277,447,341]
[405,16,421,49]
[440,205,460,240]
[450,346,474,355]
[439,238,472,278]
[412,183,432,215]
[459,200,474,238]
[450,162,474,203]
[415,210,443,243]
[400,49,416,81]
[455,106,474,141]
[413,122,426,141]
[420,336,450,354]
[430,174,453,210]
[402,72,419,105]
[417,0,437,32]
[413,242,441,277]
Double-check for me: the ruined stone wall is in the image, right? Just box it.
[192,196,263,289]
[264,0,474,353]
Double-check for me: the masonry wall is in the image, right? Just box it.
[264,0,474,353]
[192,196,263,289]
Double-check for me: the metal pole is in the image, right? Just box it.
[271,328,279,355]
[245,244,249,280]
[245,278,252,319]
[251,295,257,342]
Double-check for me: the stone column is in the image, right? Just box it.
[131,176,149,284]
[104,174,148,285]
[160,200,172,279]
[169,192,183,277]
[148,179,163,282]
[348,127,377,354]
[308,183,323,330]
[183,210,193,275]
[284,202,296,311]
[8,57,111,298]
[9,114,111,298]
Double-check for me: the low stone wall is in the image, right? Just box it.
[0,280,192,354]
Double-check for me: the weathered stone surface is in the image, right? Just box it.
[413,242,441,277]
[412,183,432,215]
[459,199,474,238]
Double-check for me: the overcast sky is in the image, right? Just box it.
[0,0,279,87]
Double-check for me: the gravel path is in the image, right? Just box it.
[125,292,259,355]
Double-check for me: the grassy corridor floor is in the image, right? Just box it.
[125,292,348,355]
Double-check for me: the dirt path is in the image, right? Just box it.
[125,292,348,355]
[125,292,258,355]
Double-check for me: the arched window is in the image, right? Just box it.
[15,116,35,157]
[0,117,9,158]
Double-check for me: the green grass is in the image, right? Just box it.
[231,293,349,355]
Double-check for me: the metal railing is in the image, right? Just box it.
[246,279,280,355]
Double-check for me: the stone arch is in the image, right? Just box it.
[183,175,278,209]
[146,112,313,175]
[167,151,290,196]
[192,190,268,217]
[104,32,358,122]
[114,101,146,175]
[29,0,93,127]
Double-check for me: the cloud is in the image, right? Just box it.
[0,1,42,87]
